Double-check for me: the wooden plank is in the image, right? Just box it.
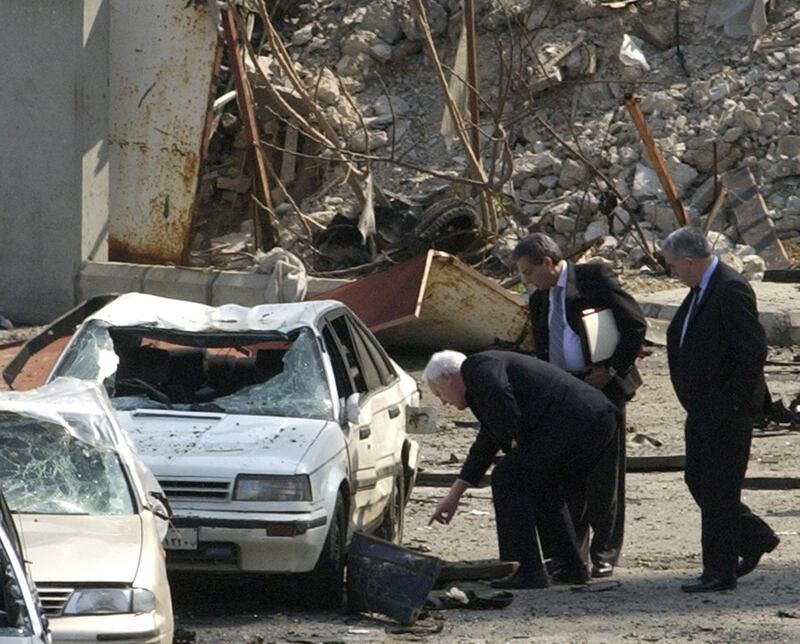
[742,477,800,490]
[722,167,790,270]
[624,95,687,227]
[221,8,277,251]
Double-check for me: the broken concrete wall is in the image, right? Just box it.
[0,0,110,324]
[0,0,219,324]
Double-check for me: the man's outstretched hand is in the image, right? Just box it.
[429,495,459,525]
[428,479,469,525]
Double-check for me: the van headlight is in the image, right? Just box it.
[63,588,156,614]
[234,474,312,501]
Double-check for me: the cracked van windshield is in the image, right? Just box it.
[54,323,333,420]
[0,413,134,515]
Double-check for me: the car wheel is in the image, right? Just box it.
[305,491,346,609]
[376,476,405,544]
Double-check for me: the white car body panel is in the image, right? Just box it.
[16,516,142,584]
[39,294,420,576]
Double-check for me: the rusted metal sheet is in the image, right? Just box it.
[317,251,532,353]
[108,1,219,264]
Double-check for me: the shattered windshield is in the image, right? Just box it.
[0,412,135,515]
[54,323,334,420]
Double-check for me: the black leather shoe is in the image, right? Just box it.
[490,570,550,590]
[681,577,736,593]
[591,562,614,578]
[550,565,590,585]
[737,535,780,578]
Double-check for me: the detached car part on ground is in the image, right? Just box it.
[0,491,50,644]
[14,294,421,608]
[0,379,173,644]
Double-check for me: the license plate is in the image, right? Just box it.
[164,527,198,550]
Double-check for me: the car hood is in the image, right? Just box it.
[117,411,330,474]
[15,514,142,583]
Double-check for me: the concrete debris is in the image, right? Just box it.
[184,0,799,284]
[706,0,768,39]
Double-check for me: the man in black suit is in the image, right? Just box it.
[424,350,617,589]
[512,233,646,578]
[663,226,779,593]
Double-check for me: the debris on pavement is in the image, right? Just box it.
[346,532,441,626]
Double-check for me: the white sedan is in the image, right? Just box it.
[14,293,422,608]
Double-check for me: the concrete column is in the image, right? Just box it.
[0,1,109,324]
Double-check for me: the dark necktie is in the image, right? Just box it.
[549,285,566,369]
[680,286,701,347]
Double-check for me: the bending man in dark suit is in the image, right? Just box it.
[425,350,617,589]
[512,233,646,578]
[663,226,779,593]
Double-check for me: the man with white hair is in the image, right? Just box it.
[424,349,617,589]
[663,226,778,593]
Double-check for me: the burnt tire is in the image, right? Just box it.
[305,492,346,609]
[411,197,481,255]
[375,476,405,545]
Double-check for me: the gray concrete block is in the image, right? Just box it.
[635,281,800,346]
[211,272,274,307]
[142,266,216,304]
[645,317,669,346]
[77,261,149,302]
[790,311,800,345]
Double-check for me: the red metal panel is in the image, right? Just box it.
[0,339,67,391]
[313,254,430,331]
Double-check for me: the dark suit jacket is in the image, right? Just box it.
[458,351,616,486]
[528,262,646,400]
[666,261,766,422]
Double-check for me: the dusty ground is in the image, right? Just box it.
[1,327,798,643]
[167,347,800,644]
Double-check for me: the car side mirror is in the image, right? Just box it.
[345,393,362,426]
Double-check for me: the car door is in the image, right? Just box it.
[320,317,378,531]
[322,312,401,530]
[342,315,407,497]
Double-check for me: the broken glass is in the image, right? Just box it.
[56,321,118,385]
[0,413,134,516]
[214,330,333,419]
[53,317,334,419]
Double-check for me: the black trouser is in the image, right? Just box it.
[490,413,616,574]
[571,391,627,567]
[684,411,777,582]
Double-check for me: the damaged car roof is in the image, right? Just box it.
[84,292,342,333]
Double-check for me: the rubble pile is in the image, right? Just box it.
[191,0,800,278]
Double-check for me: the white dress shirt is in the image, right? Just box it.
[549,261,587,372]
